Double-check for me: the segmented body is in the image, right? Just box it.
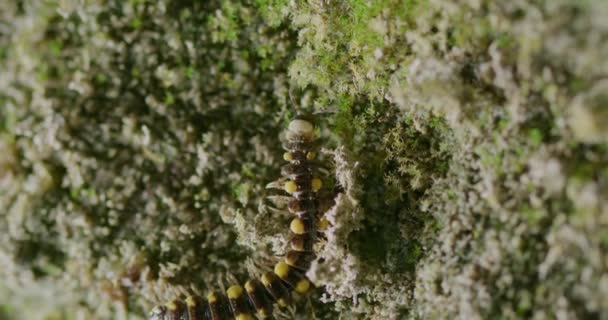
[149,118,324,320]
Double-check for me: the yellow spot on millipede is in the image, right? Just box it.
[283,152,293,161]
[278,298,288,307]
[227,285,243,299]
[274,261,290,278]
[290,218,306,234]
[186,296,196,306]
[257,308,269,318]
[207,292,217,303]
[317,217,329,230]
[284,180,297,194]
[295,279,311,294]
[245,280,255,292]
[311,178,322,192]
[166,301,177,311]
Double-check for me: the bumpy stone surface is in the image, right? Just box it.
[1,1,607,319]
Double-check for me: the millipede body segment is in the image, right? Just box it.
[149,117,325,320]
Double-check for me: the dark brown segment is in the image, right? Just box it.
[166,300,187,320]
[148,305,167,320]
[316,192,337,217]
[293,174,312,191]
[244,280,273,318]
[288,198,317,215]
[283,149,309,162]
[290,233,315,252]
[275,263,309,293]
[281,163,314,179]
[261,272,292,307]
[207,292,231,320]
[283,139,320,153]
[227,285,254,319]
[294,210,317,220]
[186,295,208,320]
[285,250,315,271]
[295,211,316,220]
[293,189,317,201]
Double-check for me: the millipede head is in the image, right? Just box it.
[288,119,314,136]
[286,118,316,142]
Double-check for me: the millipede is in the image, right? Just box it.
[148,116,328,320]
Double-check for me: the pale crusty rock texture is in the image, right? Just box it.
[0,1,607,319]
